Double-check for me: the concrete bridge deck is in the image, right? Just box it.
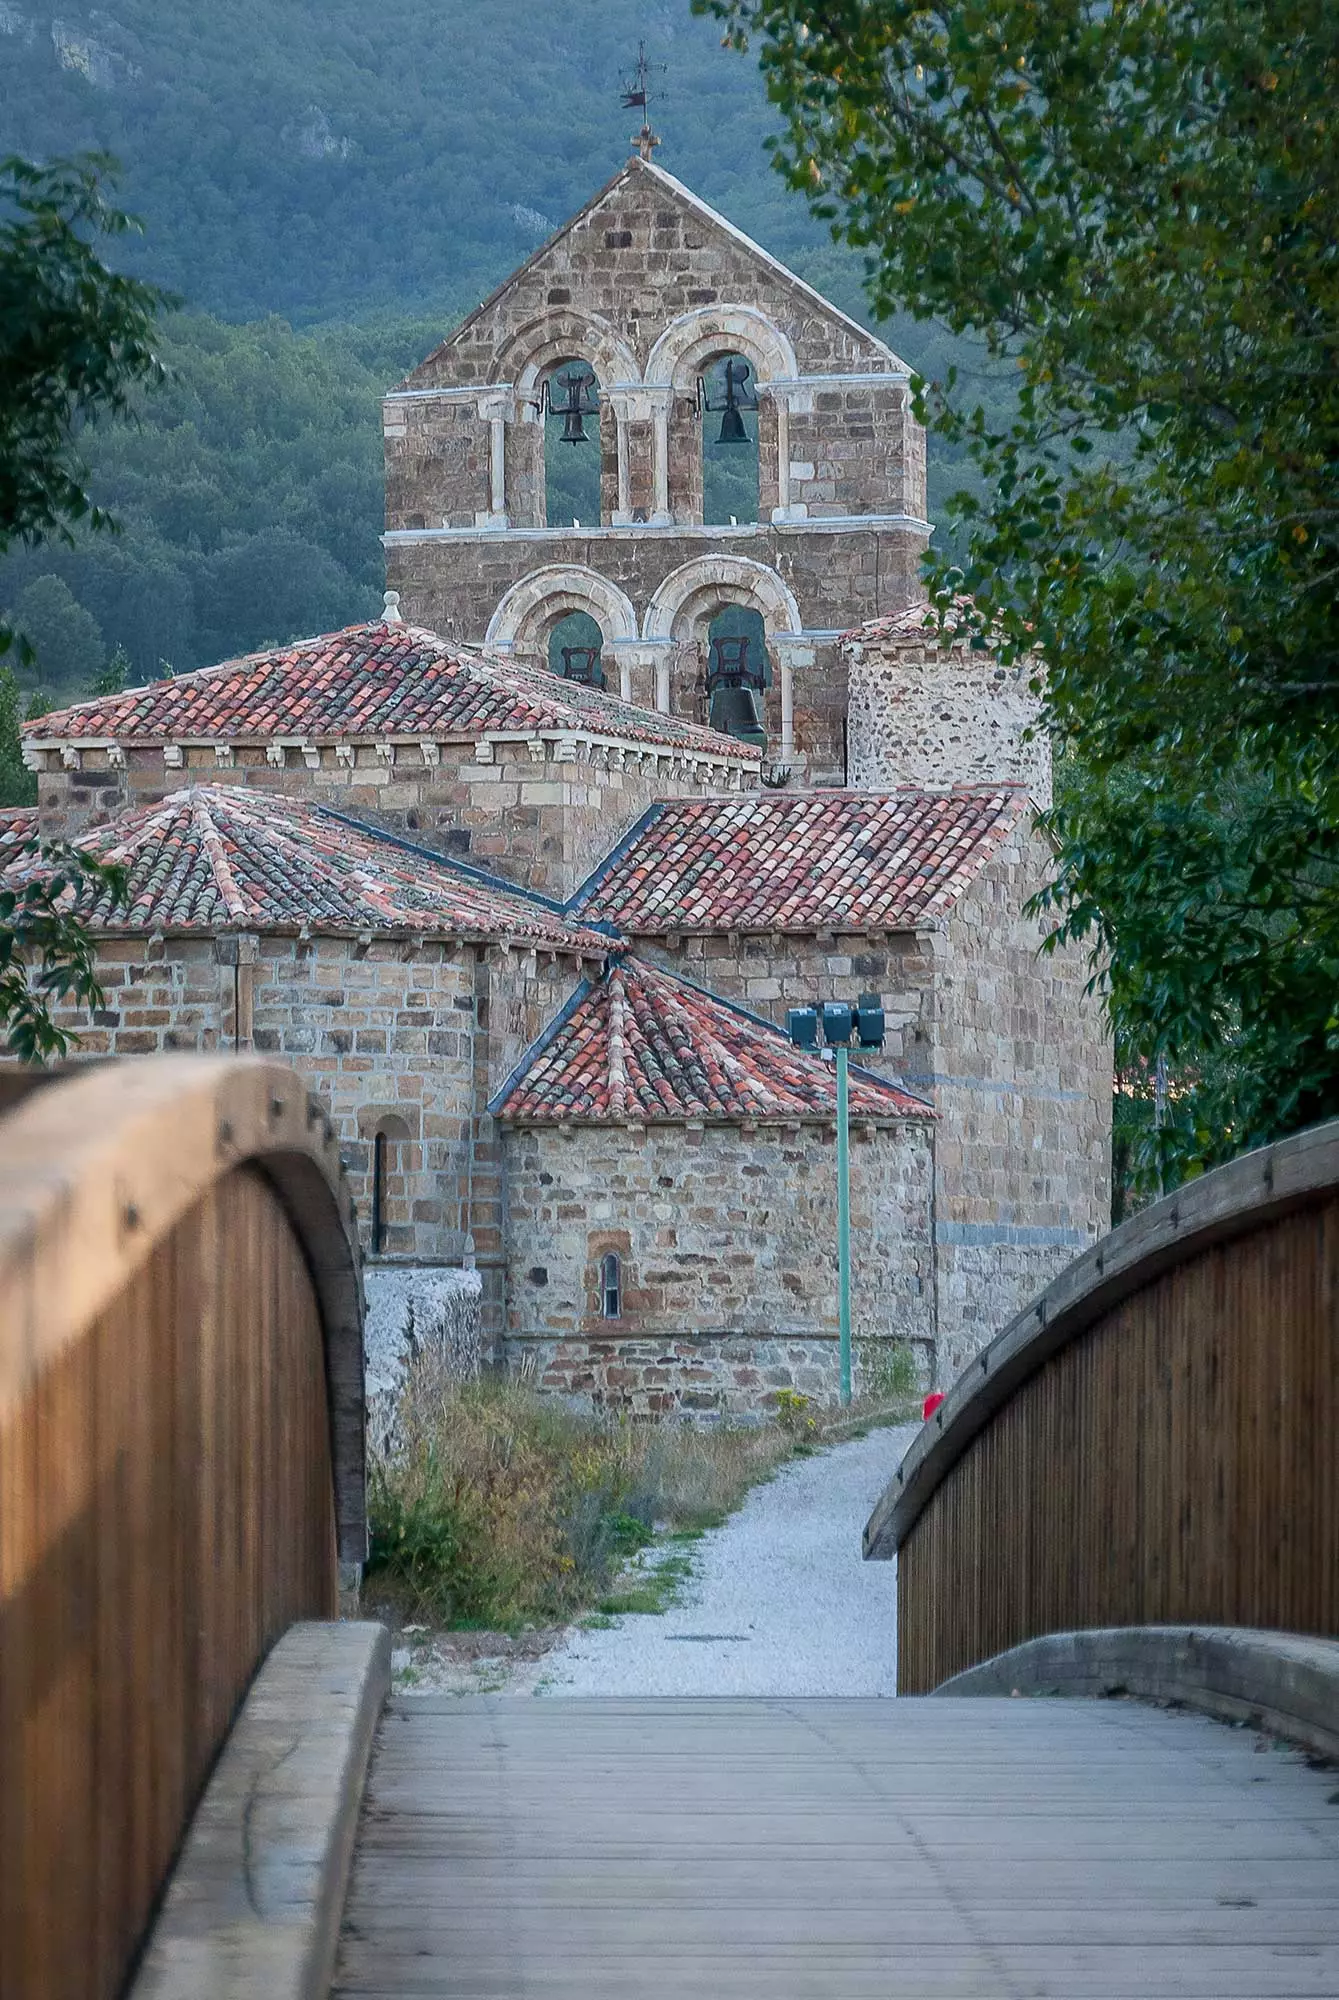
[334,1695,1339,1998]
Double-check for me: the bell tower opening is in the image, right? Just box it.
[543,359,601,529]
[700,353,759,527]
[705,605,768,751]
[547,610,605,688]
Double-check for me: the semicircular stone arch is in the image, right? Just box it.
[493,308,641,392]
[644,304,799,391]
[642,555,803,645]
[485,565,641,662]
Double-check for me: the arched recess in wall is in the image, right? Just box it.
[357,1109,415,1258]
[494,309,641,530]
[643,555,802,747]
[485,565,639,687]
[645,306,798,525]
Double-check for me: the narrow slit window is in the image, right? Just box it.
[601,1252,622,1320]
[372,1130,387,1255]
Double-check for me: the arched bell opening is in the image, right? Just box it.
[699,353,760,527]
[543,358,601,529]
[703,605,769,752]
[547,609,605,689]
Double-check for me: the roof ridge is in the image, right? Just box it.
[190,791,253,925]
[606,964,629,1119]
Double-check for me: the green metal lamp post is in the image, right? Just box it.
[786,994,886,1406]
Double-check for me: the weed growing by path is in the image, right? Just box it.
[365,1364,803,1629]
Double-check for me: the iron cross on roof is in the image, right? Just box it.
[621,40,663,162]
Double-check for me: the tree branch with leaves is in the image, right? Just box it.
[703,0,1339,1189]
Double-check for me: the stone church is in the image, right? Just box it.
[10,155,1111,1414]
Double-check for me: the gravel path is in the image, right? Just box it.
[537,1421,918,1698]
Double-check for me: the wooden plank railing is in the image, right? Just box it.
[0,1056,365,2000]
[869,1120,1339,1695]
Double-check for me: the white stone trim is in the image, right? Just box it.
[642,554,804,643]
[644,303,799,391]
[383,512,932,547]
[484,564,640,653]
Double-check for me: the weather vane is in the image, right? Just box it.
[622,40,663,161]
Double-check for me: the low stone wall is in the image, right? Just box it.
[364,1265,483,1456]
[501,1331,931,1421]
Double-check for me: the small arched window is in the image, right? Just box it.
[369,1113,411,1256]
[601,1252,622,1320]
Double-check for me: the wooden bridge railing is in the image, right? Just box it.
[0,1056,366,2000]
[868,1120,1339,1695]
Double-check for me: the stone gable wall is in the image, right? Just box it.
[500,1117,935,1416]
[846,629,1052,805]
[925,827,1112,1378]
[407,162,892,387]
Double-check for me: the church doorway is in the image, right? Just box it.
[543,359,601,528]
[700,353,759,527]
[547,610,605,688]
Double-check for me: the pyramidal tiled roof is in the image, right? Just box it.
[4,788,612,950]
[495,957,932,1126]
[21,621,757,761]
[570,787,1030,936]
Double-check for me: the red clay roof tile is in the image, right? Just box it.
[496,956,932,1125]
[21,622,758,762]
[5,787,612,949]
[571,788,1030,935]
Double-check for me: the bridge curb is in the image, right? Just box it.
[932,1626,1339,1763]
[129,1619,390,2000]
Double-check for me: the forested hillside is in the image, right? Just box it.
[0,0,987,695]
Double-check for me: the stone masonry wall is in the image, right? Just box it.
[846,628,1052,807]
[924,825,1112,1379]
[500,1118,935,1416]
[32,737,751,900]
[21,931,581,1277]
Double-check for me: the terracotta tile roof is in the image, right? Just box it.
[841,595,980,644]
[21,621,758,761]
[495,956,932,1126]
[0,808,38,862]
[570,787,1030,935]
[3,788,612,950]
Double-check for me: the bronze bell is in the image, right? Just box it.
[548,366,598,445]
[716,403,750,447]
[560,645,603,686]
[709,683,767,749]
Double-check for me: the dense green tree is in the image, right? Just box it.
[0,154,163,569]
[7,576,106,693]
[90,643,132,697]
[0,151,145,1049]
[0,668,32,809]
[707,0,1339,1186]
